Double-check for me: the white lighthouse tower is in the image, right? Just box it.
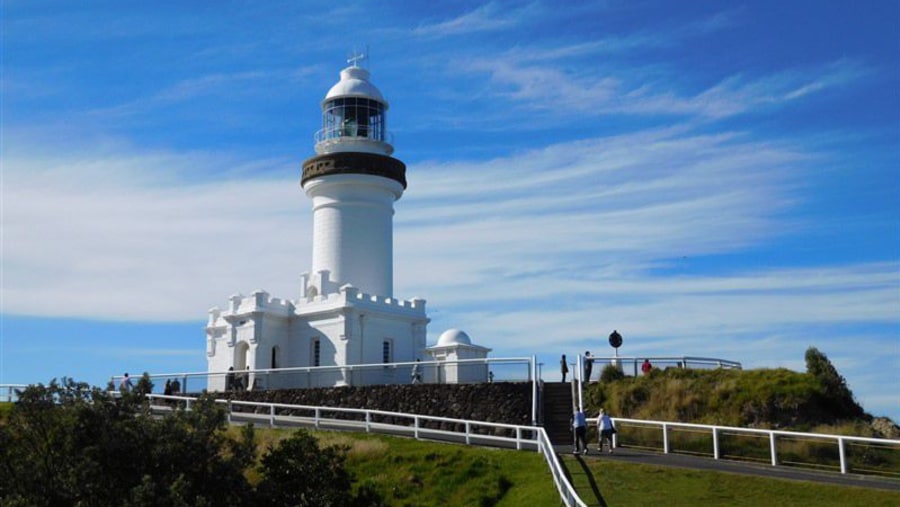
[301,54,404,298]
[205,55,430,389]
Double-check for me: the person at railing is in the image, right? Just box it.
[641,359,653,375]
[411,359,421,384]
[119,373,133,393]
[164,379,172,396]
[572,408,588,455]
[171,378,181,395]
[226,366,235,392]
[597,409,616,454]
[560,354,569,383]
[584,351,593,384]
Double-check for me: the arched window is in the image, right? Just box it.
[235,342,250,370]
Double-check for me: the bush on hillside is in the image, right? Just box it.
[600,364,626,383]
[805,347,866,421]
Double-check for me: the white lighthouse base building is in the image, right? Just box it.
[206,278,430,391]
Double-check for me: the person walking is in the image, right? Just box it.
[560,354,569,383]
[572,408,588,454]
[597,409,616,454]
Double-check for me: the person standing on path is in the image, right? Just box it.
[597,409,616,454]
[572,408,588,454]
[560,354,569,383]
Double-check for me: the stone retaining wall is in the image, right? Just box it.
[224,381,533,427]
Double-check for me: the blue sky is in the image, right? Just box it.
[2,1,898,420]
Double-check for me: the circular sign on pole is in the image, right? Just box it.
[608,330,623,349]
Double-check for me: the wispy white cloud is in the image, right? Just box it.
[460,57,867,121]
[412,1,534,37]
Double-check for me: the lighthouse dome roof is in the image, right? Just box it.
[324,66,387,107]
[436,329,472,347]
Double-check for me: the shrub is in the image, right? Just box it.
[600,364,625,383]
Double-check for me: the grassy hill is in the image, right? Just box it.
[585,348,895,437]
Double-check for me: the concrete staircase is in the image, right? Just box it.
[542,382,575,445]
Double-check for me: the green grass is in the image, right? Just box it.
[245,427,899,507]
[323,431,560,507]
[236,426,560,506]
[561,455,900,507]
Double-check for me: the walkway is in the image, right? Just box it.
[553,444,900,495]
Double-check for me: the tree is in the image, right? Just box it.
[256,430,355,507]
[0,379,382,506]
[600,364,626,383]
[804,347,866,420]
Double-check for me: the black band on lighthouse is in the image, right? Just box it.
[302,152,407,188]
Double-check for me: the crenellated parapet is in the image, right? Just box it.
[206,290,296,356]
[298,271,426,315]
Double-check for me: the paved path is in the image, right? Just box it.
[554,444,900,492]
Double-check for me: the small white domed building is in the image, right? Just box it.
[204,56,490,389]
[426,329,492,383]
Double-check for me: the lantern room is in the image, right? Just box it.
[315,62,393,156]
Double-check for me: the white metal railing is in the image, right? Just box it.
[610,417,900,476]
[1,384,30,402]
[147,394,587,507]
[587,356,741,379]
[314,127,395,146]
[112,357,538,422]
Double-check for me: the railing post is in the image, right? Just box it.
[516,427,522,450]
[838,437,847,474]
[414,416,420,440]
[270,405,275,427]
[531,355,538,426]
[465,422,471,445]
[227,400,232,424]
[186,399,192,412]
[769,432,778,466]
[315,408,320,429]
[366,411,371,433]
[662,423,669,454]
[712,427,720,460]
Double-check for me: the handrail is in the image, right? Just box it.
[147,394,587,507]
[610,417,900,475]
[590,356,742,375]
[111,357,532,384]
[0,384,30,402]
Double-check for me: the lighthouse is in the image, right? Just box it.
[204,55,432,389]
[301,55,405,298]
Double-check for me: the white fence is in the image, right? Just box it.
[0,384,30,403]
[584,355,742,379]
[610,417,900,476]
[147,394,587,507]
[111,357,533,393]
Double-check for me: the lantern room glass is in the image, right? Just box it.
[322,97,385,142]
